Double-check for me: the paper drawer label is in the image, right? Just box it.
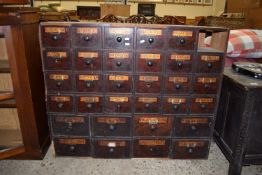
[201,55,220,61]
[79,75,99,81]
[181,118,209,124]
[178,141,205,147]
[49,74,69,80]
[195,98,214,103]
[172,31,193,37]
[98,140,126,147]
[109,97,129,102]
[138,97,158,103]
[197,77,217,83]
[76,27,98,34]
[140,54,161,60]
[80,97,99,103]
[139,76,159,82]
[45,27,66,33]
[97,117,127,124]
[109,75,129,81]
[138,140,166,146]
[109,53,129,59]
[168,77,188,83]
[51,96,70,102]
[140,29,162,36]
[170,54,191,61]
[167,98,186,104]
[109,28,132,35]
[138,117,167,124]
[78,52,98,58]
[47,52,67,58]
[59,139,86,145]
[55,117,85,123]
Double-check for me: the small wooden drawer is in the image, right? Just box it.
[76,95,103,113]
[104,27,134,50]
[135,75,162,93]
[133,115,172,136]
[163,96,189,114]
[136,52,163,72]
[104,74,132,93]
[43,49,71,70]
[104,51,133,72]
[196,54,223,73]
[164,75,191,94]
[173,116,212,137]
[41,26,70,47]
[45,72,72,92]
[166,52,193,73]
[47,95,74,113]
[135,96,161,114]
[75,73,103,92]
[191,96,217,114]
[71,26,102,48]
[193,75,220,94]
[136,28,165,50]
[92,116,131,137]
[168,29,196,50]
[105,95,132,113]
[133,139,170,158]
[50,115,89,136]
[54,137,90,157]
[74,49,102,71]
[172,139,209,159]
[93,139,131,158]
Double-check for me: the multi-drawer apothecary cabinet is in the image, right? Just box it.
[39,22,229,158]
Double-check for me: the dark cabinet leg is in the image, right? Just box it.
[228,163,242,175]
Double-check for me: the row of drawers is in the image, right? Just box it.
[53,137,210,159]
[43,49,223,73]
[47,94,217,114]
[50,115,212,138]
[45,72,221,94]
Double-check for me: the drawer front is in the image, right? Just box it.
[104,27,134,50]
[50,115,89,136]
[196,54,223,73]
[166,52,193,73]
[172,139,209,159]
[43,49,71,70]
[191,96,217,114]
[135,96,161,114]
[93,139,131,158]
[74,49,102,71]
[193,75,220,94]
[134,115,172,136]
[72,26,102,48]
[104,51,133,72]
[47,95,73,113]
[105,74,132,93]
[165,75,191,94]
[41,26,70,47]
[76,73,103,92]
[135,75,162,93]
[136,52,163,72]
[45,72,72,92]
[133,139,170,157]
[168,29,196,50]
[105,96,132,113]
[173,116,212,137]
[54,137,90,156]
[163,96,189,114]
[76,96,103,113]
[92,116,131,137]
[136,28,165,50]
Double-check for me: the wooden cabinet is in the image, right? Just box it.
[0,7,50,160]
[0,0,29,4]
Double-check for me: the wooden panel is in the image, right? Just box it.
[246,8,262,29]
[100,4,130,17]
[227,0,262,12]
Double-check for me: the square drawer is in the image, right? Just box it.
[135,75,162,93]
[105,95,133,113]
[76,95,103,113]
[163,96,189,114]
[43,49,71,70]
[133,139,170,158]
[164,75,191,94]
[53,137,90,157]
[166,52,193,73]
[136,52,163,72]
[104,74,132,93]
[74,49,102,71]
[173,116,212,137]
[92,116,131,137]
[71,26,102,48]
[135,96,161,114]
[50,115,89,136]
[133,115,172,136]
[41,26,70,47]
[45,72,73,92]
[193,75,220,94]
[171,139,209,159]
[93,139,131,158]
[104,27,134,50]
[191,96,217,114]
[75,73,103,92]
[168,29,196,50]
[47,95,74,113]
[195,53,224,73]
[104,51,133,72]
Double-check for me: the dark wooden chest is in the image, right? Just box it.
[39,22,229,159]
